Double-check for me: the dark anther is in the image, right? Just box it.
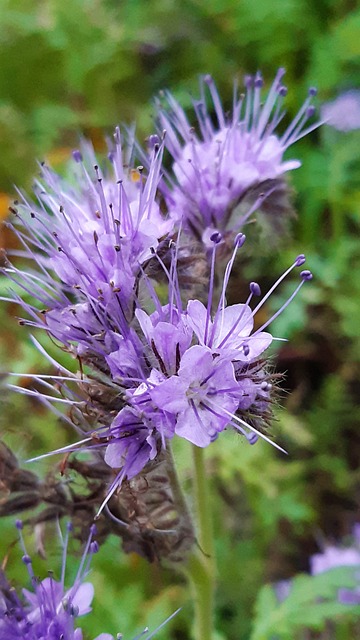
[151,339,167,376]
[176,343,181,373]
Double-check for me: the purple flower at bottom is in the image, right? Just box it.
[310,545,360,576]
[0,522,98,640]
[0,522,178,640]
[310,525,360,608]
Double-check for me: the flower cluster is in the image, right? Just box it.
[155,69,318,243]
[310,524,360,605]
[2,70,315,518]
[1,522,105,640]
[273,524,360,610]
[0,521,176,640]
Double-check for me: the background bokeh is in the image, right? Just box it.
[1,1,360,638]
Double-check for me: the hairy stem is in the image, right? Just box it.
[187,445,216,640]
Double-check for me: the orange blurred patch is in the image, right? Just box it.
[46,147,73,166]
[0,193,10,222]
[0,193,13,256]
[130,168,141,182]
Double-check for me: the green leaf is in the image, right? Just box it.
[251,567,360,640]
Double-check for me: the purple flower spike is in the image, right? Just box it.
[4,128,174,356]
[0,524,97,640]
[0,523,178,639]
[1,73,314,516]
[156,69,319,240]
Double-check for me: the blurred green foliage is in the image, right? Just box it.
[1,0,360,638]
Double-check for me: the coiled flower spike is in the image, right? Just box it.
[156,69,318,243]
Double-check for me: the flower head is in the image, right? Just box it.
[4,128,173,354]
[311,545,360,576]
[321,90,360,131]
[6,226,312,514]
[310,525,360,607]
[93,236,312,497]
[0,521,98,640]
[156,69,318,242]
[0,521,178,639]
[1,79,314,516]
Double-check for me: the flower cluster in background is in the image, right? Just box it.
[321,91,360,132]
[311,525,360,606]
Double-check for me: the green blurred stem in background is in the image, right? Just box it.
[187,445,216,640]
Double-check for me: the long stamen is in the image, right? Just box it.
[253,270,313,335]
[204,232,222,344]
[217,282,261,349]
[208,398,287,454]
[251,254,306,317]
[208,233,246,348]
[204,74,226,129]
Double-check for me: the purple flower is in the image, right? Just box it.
[156,69,318,241]
[98,239,311,478]
[321,90,360,131]
[0,522,178,639]
[186,298,272,362]
[4,129,174,354]
[0,522,98,640]
[135,304,193,376]
[1,85,313,511]
[310,525,360,607]
[150,344,240,447]
[14,235,311,509]
[310,545,360,575]
[273,579,292,603]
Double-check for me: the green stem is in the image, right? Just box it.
[192,444,214,558]
[186,445,216,640]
